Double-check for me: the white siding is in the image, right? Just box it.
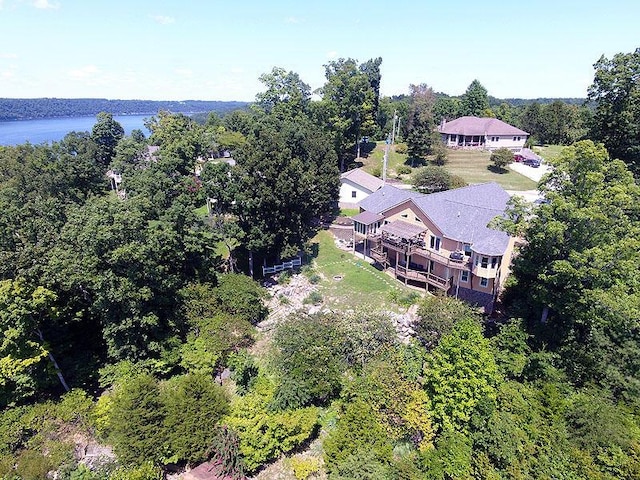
[339,179,373,204]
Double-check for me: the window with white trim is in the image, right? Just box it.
[351,190,357,198]
[480,277,488,287]
[491,257,498,269]
[430,235,441,251]
[461,270,469,282]
[481,256,489,268]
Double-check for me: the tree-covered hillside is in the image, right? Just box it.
[2,50,640,480]
[0,98,249,121]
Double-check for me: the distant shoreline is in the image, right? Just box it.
[0,98,250,122]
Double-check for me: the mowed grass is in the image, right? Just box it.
[533,144,564,163]
[360,142,537,191]
[445,150,538,190]
[308,230,417,309]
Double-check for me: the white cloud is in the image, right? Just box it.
[0,53,18,59]
[326,51,338,59]
[151,14,175,25]
[175,68,193,77]
[1,67,16,79]
[284,16,303,24]
[33,0,60,9]
[68,65,99,79]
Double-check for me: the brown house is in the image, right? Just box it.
[351,182,515,312]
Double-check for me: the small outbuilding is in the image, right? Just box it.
[339,167,384,208]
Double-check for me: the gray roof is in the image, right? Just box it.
[381,220,427,239]
[357,185,421,214]
[439,116,528,137]
[517,148,542,161]
[340,168,384,193]
[360,183,511,256]
[352,211,384,225]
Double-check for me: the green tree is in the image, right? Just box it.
[517,102,543,144]
[423,318,500,432]
[271,313,345,409]
[433,96,461,124]
[0,280,57,406]
[321,58,381,169]
[412,166,467,194]
[323,399,393,476]
[490,147,514,171]
[109,374,165,465]
[460,80,490,117]
[415,295,480,349]
[508,140,640,397]
[588,48,640,171]
[234,116,339,260]
[162,373,229,464]
[406,84,436,162]
[255,67,311,119]
[91,112,125,167]
[222,377,319,473]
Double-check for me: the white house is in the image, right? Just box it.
[439,116,529,152]
[339,168,384,207]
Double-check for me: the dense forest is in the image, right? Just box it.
[0,99,249,121]
[1,48,640,480]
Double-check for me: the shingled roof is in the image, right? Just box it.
[357,185,421,214]
[340,168,385,193]
[439,116,528,137]
[358,183,511,256]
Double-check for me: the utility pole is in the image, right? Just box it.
[391,111,398,145]
[382,133,390,185]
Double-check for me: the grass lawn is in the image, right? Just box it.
[445,150,538,190]
[358,142,537,191]
[307,230,419,310]
[533,144,565,163]
[339,208,359,217]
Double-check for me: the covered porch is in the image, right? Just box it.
[370,220,452,291]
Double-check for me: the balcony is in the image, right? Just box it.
[410,245,471,271]
[472,264,499,279]
[396,265,451,290]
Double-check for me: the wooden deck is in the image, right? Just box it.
[396,265,451,290]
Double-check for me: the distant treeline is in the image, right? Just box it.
[0,98,249,121]
[494,96,588,107]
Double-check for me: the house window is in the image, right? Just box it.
[481,256,489,268]
[401,213,408,218]
[450,134,456,142]
[430,235,441,251]
[480,277,489,288]
[461,270,469,283]
[415,217,422,223]
[351,190,357,198]
[491,257,498,269]
[464,244,472,256]
[517,136,521,141]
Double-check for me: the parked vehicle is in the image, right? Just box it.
[524,158,541,167]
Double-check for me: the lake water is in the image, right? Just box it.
[0,114,152,146]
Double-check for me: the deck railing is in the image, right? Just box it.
[262,257,302,275]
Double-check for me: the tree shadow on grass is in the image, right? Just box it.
[404,156,428,167]
[487,165,509,174]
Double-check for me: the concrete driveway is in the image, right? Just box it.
[509,161,553,183]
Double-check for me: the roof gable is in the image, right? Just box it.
[439,116,529,136]
[357,185,421,214]
[340,168,384,193]
[360,183,511,255]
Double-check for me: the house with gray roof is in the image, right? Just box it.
[339,168,385,207]
[438,116,528,152]
[351,182,515,312]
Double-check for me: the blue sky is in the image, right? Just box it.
[0,0,637,101]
